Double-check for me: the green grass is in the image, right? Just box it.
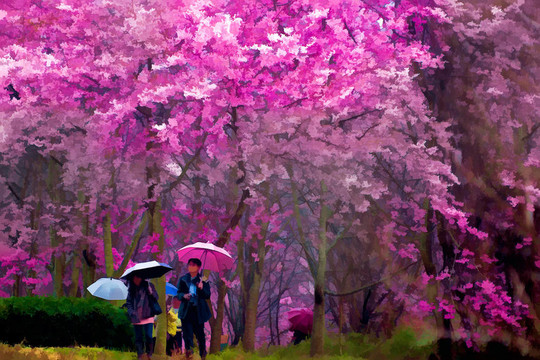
[208,328,435,360]
[0,327,436,360]
[0,344,137,360]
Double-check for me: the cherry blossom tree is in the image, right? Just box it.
[0,0,538,358]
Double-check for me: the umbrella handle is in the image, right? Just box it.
[201,250,208,277]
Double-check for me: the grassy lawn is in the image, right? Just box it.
[0,328,436,360]
[0,344,137,360]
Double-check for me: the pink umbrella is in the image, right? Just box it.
[177,242,234,273]
[286,308,313,334]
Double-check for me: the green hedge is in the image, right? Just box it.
[0,297,134,350]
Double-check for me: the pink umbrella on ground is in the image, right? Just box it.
[286,308,313,334]
[176,242,234,273]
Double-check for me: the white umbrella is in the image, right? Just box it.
[120,260,173,280]
[177,242,234,273]
[87,278,128,300]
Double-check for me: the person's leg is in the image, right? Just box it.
[176,331,183,354]
[182,310,195,357]
[133,325,145,358]
[144,323,154,358]
[176,334,182,356]
[166,333,173,356]
[193,321,207,359]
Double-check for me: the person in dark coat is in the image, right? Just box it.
[176,258,211,360]
[126,275,158,360]
[292,329,309,345]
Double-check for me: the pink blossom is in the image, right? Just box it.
[461,248,474,257]
[480,254,497,264]
[418,300,435,313]
[478,280,496,295]
[436,271,451,281]
[421,272,433,285]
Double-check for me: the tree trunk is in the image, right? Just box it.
[153,276,167,359]
[310,181,331,357]
[150,197,168,359]
[69,253,81,297]
[208,186,250,353]
[26,181,42,296]
[242,225,268,352]
[81,216,95,298]
[236,235,248,346]
[269,303,274,345]
[47,157,66,297]
[210,279,228,353]
[418,199,452,360]
[275,300,281,345]
[79,191,95,297]
[103,212,114,277]
[243,274,262,351]
[51,227,66,297]
[82,248,96,297]
[13,275,22,297]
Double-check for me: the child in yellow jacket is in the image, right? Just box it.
[166,298,183,356]
[167,307,179,336]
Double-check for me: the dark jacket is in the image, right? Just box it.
[175,273,211,324]
[126,280,158,324]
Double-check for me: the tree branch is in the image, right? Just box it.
[356,122,380,141]
[216,188,251,248]
[167,136,207,193]
[288,167,318,275]
[327,220,353,253]
[338,109,382,129]
[50,155,64,167]
[116,211,136,227]
[114,212,148,277]
[283,97,307,109]
[522,122,540,142]
[343,20,357,44]
[6,182,22,204]
[325,260,419,296]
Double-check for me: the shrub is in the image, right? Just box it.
[377,327,434,360]
[0,297,134,350]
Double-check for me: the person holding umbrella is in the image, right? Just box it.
[122,261,172,360]
[286,308,313,345]
[175,242,234,359]
[175,258,211,360]
[126,275,158,360]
